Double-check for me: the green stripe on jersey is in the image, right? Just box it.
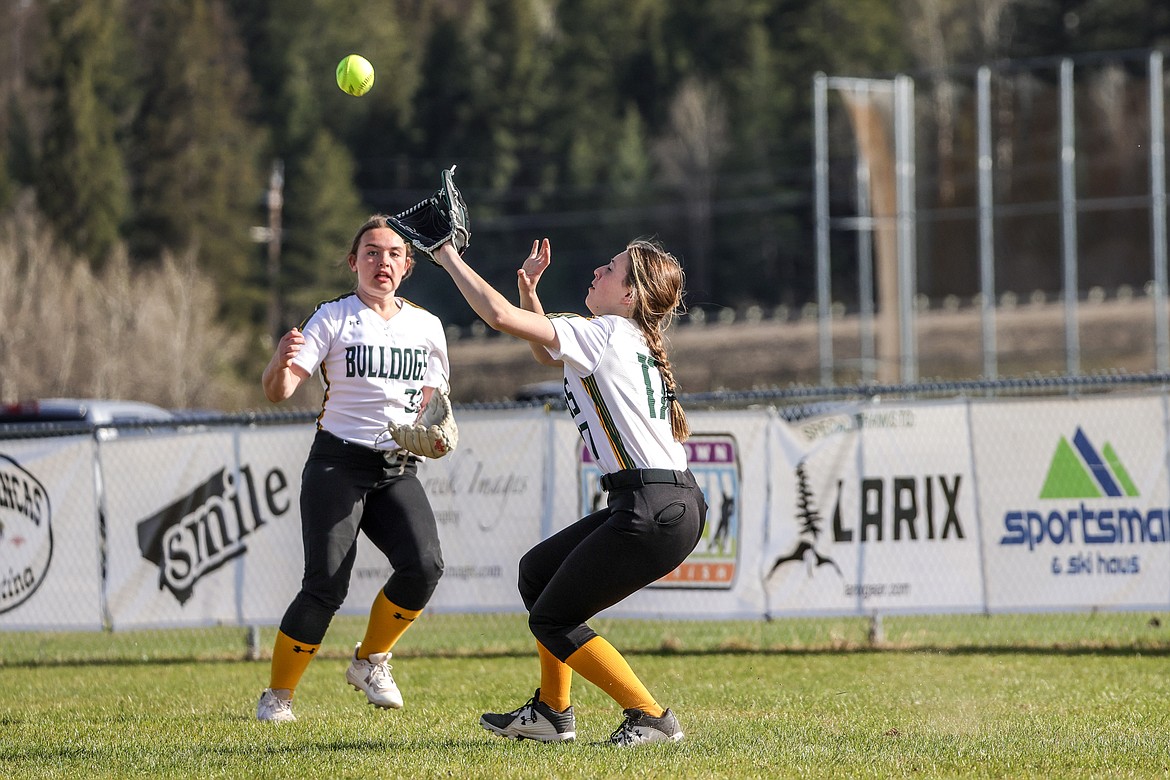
[582,375,635,469]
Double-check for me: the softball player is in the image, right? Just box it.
[256,216,449,723]
[434,236,707,746]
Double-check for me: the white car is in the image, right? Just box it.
[0,398,178,441]
[0,398,174,425]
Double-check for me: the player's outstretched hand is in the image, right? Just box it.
[517,238,551,297]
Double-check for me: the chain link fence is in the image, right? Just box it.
[4,373,1170,664]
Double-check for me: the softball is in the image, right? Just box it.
[336,54,374,97]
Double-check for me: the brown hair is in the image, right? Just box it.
[625,238,690,441]
[347,215,415,281]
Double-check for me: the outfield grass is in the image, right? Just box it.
[3,614,1170,778]
[5,610,1170,665]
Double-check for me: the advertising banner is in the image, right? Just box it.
[7,391,1170,635]
[765,401,983,616]
[0,435,102,630]
[971,395,1170,611]
[103,428,258,628]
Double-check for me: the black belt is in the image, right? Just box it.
[600,468,684,492]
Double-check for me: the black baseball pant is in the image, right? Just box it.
[279,430,444,645]
[520,469,707,661]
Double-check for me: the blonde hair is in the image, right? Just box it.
[347,215,415,281]
[625,238,690,442]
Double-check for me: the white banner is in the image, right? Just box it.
[0,436,103,630]
[765,401,983,616]
[971,395,1170,611]
[103,429,258,628]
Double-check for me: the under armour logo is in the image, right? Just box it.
[292,645,316,654]
[393,612,416,622]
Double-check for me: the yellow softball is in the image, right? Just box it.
[336,54,375,97]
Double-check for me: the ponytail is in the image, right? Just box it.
[625,239,690,442]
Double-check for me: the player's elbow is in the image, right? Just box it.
[530,350,559,367]
[480,304,521,334]
[262,372,298,404]
[263,382,287,404]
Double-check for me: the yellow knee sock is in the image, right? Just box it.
[537,641,572,712]
[565,636,663,717]
[358,591,422,657]
[269,630,321,693]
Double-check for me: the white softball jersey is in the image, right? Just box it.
[545,313,687,474]
[292,293,450,450]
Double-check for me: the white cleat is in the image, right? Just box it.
[345,643,403,709]
[256,688,296,723]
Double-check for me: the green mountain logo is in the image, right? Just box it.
[1039,427,1139,499]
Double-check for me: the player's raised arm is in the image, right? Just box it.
[434,242,559,352]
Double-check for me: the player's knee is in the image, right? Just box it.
[517,553,543,609]
[402,547,444,582]
[423,556,445,590]
[389,556,444,606]
[527,610,556,647]
[291,588,346,625]
[527,611,591,661]
[415,561,445,597]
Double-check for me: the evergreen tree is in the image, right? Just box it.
[4,97,36,196]
[125,0,265,324]
[281,129,366,322]
[1004,0,1170,57]
[795,462,824,540]
[238,0,407,329]
[414,16,483,181]
[0,107,13,212]
[271,0,419,195]
[609,106,653,204]
[405,0,559,314]
[35,0,131,263]
[410,0,556,201]
[550,0,665,192]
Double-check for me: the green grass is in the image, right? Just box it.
[3,613,1170,778]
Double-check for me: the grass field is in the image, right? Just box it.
[4,613,1170,778]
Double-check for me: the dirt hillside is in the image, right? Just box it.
[448,297,1161,402]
